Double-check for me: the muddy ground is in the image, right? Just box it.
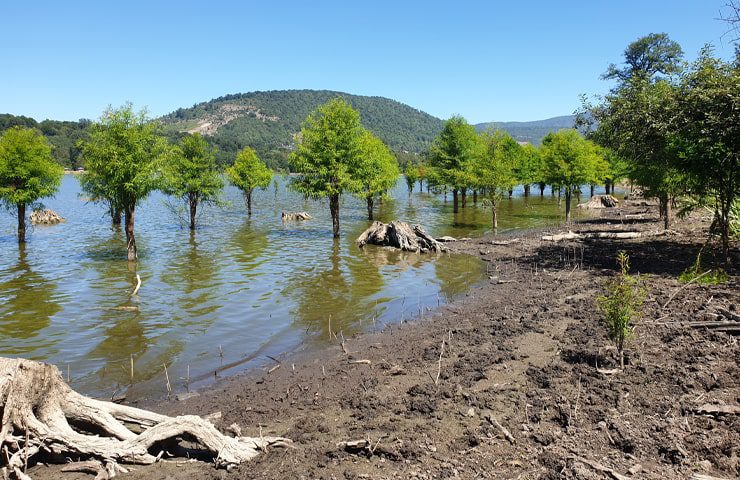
[32,200,738,479]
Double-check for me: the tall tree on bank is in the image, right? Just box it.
[542,129,602,224]
[163,133,223,229]
[674,48,739,262]
[289,98,364,238]
[80,104,167,261]
[474,130,517,233]
[355,130,399,220]
[226,146,273,216]
[428,116,480,213]
[0,127,63,243]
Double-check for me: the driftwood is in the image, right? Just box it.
[541,231,642,242]
[281,211,312,221]
[485,413,515,445]
[694,403,740,416]
[357,221,446,253]
[29,209,64,225]
[0,357,290,478]
[577,195,619,209]
[436,236,458,242]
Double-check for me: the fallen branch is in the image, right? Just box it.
[485,414,515,445]
[541,231,642,242]
[662,270,713,310]
[434,337,446,385]
[694,403,740,416]
[571,456,629,480]
[131,274,141,296]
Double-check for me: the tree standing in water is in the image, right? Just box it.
[80,104,167,261]
[226,146,273,216]
[474,130,517,233]
[355,130,399,220]
[289,98,364,238]
[428,116,479,214]
[163,133,223,229]
[0,127,63,243]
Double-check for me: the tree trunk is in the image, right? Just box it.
[524,185,530,197]
[565,188,572,224]
[452,188,459,213]
[0,357,288,475]
[17,202,26,244]
[330,193,340,238]
[473,190,478,204]
[605,181,611,195]
[188,193,198,230]
[125,205,136,261]
[418,179,423,190]
[590,184,595,197]
[366,196,374,221]
[492,198,498,235]
[461,187,467,208]
[558,187,562,207]
[112,207,122,227]
[539,182,545,197]
[664,195,671,230]
[508,188,513,199]
[245,189,253,216]
[719,196,730,265]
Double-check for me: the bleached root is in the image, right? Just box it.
[0,357,291,478]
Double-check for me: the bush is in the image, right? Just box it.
[597,251,645,369]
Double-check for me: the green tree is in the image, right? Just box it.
[80,104,168,261]
[514,143,542,197]
[428,116,480,213]
[674,48,739,262]
[602,33,683,82]
[163,133,224,230]
[0,127,63,243]
[403,162,419,194]
[355,130,399,220]
[226,146,273,215]
[541,129,603,223]
[288,98,364,238]
[474,130,518,232]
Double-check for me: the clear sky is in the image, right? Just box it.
[1,1,736,123]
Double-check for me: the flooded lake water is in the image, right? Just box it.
[0,175,596,398]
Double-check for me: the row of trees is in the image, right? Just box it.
[0,104,275,259]
[401,117,610,229]
[580,33,738,262]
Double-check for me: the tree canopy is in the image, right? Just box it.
[163,133,224,229]
[473,130,518,231]
[80,104,168,260]
[355,130,399,220]
[226,146,273,215]
[289,98,365,237]
[0,126,63,242]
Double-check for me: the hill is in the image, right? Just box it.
[0,114,90,169]
[475,115,576,145]
[160,90,445,169]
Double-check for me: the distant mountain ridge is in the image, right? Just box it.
[475,115,576,145]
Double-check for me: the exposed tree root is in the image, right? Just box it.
[357,220,446,253]
[0,358,290,478]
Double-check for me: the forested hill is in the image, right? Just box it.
[475,115,576,145]
[160,90,445,168]
[0,114,90,169]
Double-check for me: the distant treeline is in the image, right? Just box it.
[0,114,90,169]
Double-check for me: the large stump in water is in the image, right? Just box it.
[357,221,446,253]
[29,209,64,225]
[281,211,312,221]
[0,357,289,478]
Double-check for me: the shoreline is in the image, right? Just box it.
[33,200,738,479]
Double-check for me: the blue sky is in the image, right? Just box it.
[1,1,736,123]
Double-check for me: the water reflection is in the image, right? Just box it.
[0,244,60,351]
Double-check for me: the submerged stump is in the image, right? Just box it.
[281,211,312,221]
[0,357,290,478]
[29,209,65,225]
[357,220,446,253]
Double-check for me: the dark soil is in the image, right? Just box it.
[31,201,739,479]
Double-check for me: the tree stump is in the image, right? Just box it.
[577,195,619,209]
[29,209,64,225]
[357,221,446,253]
[281,211,312,221]
[0,357,289,478]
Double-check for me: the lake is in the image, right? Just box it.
[0,175,597,398]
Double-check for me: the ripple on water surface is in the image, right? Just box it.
[0,175,597,398]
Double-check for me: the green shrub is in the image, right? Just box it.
[598,251,645,369]
[678,249,729,285]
